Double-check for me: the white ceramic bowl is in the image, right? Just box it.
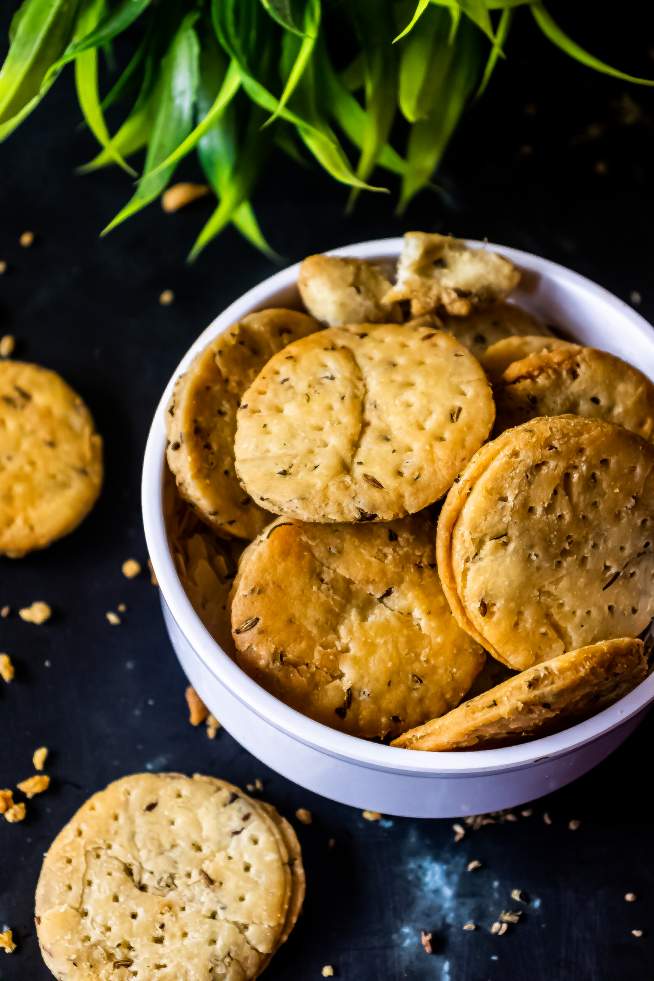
[143,238,654,818]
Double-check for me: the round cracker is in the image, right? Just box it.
[234,323,495,523]
[392,637,647,750]
[35,773,302,981]
[0,361,103,557]
[166,309,318,540]
[230,515,485,740]
[298,254,401,326]
[441,302,548,359]
[481,334,575,382]
[165,475,242,654]
[494,345,654,440]
[437,415,654,670]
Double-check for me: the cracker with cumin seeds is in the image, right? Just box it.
[385,232,520,317]
[393,638,647,750]
[481,334,575,382]
[298,254,402,326]
[234,323,495,523]
[437,415,654,671]
[0,361,103,557]
[166,308,319,540]
[35,773,303,981]
[230,515,485,740]
[165,476,242,655]
[440,303,549,361]
[494,345,654,440]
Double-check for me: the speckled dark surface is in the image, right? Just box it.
[2,5,654,979]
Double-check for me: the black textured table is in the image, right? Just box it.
[2,7,654,979]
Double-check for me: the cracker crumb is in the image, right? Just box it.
[4,802,26,823]
[520,808,533,818]
[543,812,552,825]
[362,810,382,822]
[122,558,141,579]
[19,601,51,624]
[321,967,335,978]
[630,290,642,306]
[19,230,34,248]
[511,888,528,903]
[1,606,9,618]
[0,654,15,683]
[568,819,581,831]
[0,789,14,814]
[420,930,433,954]
[0,334,15,358]
[17,774,50,798]
[295,808,312,825]
[148,559,158,586]
[500,910,522,924]
[206,713,221,739]
[632,929,643,938]
[159,289,175,306]
[0,929,16,954]
[452,822,466,842]
[185,686,209,726]
[33,747,48,771]
[467,859,482,872]
[490,921,508,936]
[105,611,121,625]
[162,182,210,213]
[117,603,127,613]
[625,892,637,903]
[463,921,476,931]
[0,260,7,275]
[246,778,263,793]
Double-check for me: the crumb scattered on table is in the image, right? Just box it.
[0,335,15,357]
[467,859,482,872]
[19,602,51,624]
[33,747,48,771]
[105,611,121,625]
[0,929,16,954]
[0,606,9,618]
[16,774,49,798]
[295,808,312,825]
[185,686,209,726]
[463,921,476,931]
[19,230,34,248]
[321,966,334,978]
[159,289,175,306]
[122,558,141,579]
[362,810,382,822]
[162,182,210,213]
[0,654,15,683]
[632,929,644,938]
[206,713,220,739]
[420,930,433,954]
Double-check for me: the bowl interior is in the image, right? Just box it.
[143,238,654,775]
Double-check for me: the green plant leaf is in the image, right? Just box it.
[74,0,135,174]
[394,0,431,43]
[347,1,398,208]
[477,7,512,97]
[340,53,365,91]
[399,17,482,209]
[265,0,320,125]
[319,44,406,176]
[0,0,79,126]
[191,104,272,259]
[259,0,305,36]
[102,13,200,234]
[456,0,496,41]
[532,5,654,86]
[399,6,454,123]
[49,0,152,74]
[99,33,147,112]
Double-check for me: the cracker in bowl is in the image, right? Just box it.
[234,322,495,523]
[230,515,485,740]
[392,637,647,750]
[437,415,654,671]
[298,254,401,325]
[166,308,319,540]
[481,334,575,382]
[385,232,520,317]
[442,303,548,360]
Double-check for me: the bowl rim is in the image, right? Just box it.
[142,236,654,776]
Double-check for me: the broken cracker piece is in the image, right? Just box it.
[17,774,50,798]
[0,928,16,954]
[0,653,14,683]
[19,601,51,624]
[185,686,209,726]
[33,747,48,771]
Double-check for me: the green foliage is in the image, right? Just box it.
[1,0,651,258]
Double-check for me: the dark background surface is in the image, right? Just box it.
[2,4,654,979]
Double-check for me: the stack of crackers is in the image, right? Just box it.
[164,232,654,752]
